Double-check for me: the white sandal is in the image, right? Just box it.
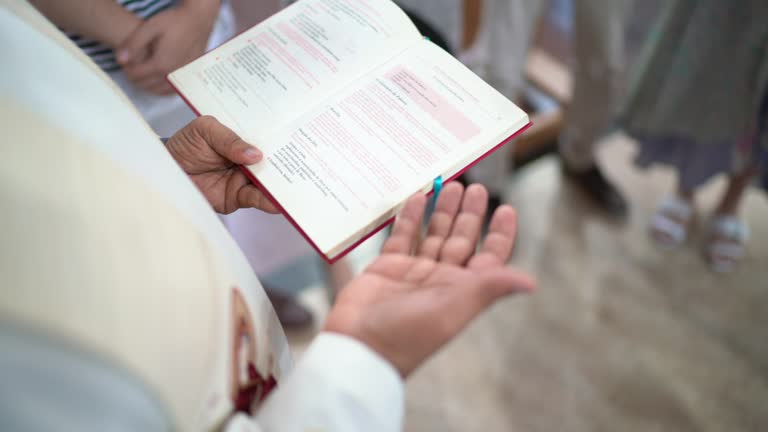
[706,215,748,273]
[649,196,694,248]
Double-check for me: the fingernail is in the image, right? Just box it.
[244,147,262,160]
[524,279,538,293]
[117,50,130,63]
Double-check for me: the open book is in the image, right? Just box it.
[169,0,531,262]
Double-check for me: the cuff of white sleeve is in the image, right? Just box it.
[304,332,404,420]
[307,331,404,386]
[257,332,404,432]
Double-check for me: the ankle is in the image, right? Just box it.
[561,159,596,174]
[714,207,739,218]
[676,189,694,203]
[715,197,742,217]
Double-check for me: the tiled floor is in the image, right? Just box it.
[289,134,768,432]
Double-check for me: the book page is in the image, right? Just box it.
[169,0,421,143]
[249,40,529,257]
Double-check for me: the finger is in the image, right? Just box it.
[468,205,518,270]
[475,267,537,303]
[381,193,427,255]
[123,61,160,83]
[444,268,535,329]
[117,21,162,65]
[438,184,488,266]
[436,267,535,346]
[416,182,463,259]
[194,116,263,165]
[132,73,165,89]
[135,75,171,94]
[237,184,280,214]
[145,79,175,96]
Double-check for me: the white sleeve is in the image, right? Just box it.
[225,333,404,432]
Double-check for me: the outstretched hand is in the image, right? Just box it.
[325,183,536,377]
[166,116,278,215]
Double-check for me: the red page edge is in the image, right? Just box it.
[241,120,532,264]
[168,74,533,264]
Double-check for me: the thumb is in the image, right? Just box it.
[238,185,280,214]
[196,116,263,165]
[475,268,537,304]
[117,21,161,64]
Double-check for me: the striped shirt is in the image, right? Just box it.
[68,0,177,72]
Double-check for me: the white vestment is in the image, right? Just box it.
[0,1,402,430]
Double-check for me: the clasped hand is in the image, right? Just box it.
[117,2,219,95]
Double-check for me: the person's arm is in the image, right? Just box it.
[221,182,534,431]
[223,334,403,432]
[29,0,142,47]
[169,117,536,431]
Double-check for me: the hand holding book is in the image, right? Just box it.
[165,116,279,215]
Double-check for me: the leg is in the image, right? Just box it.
[715,163,758,216]
[560,0,632,217]
[463,0,544,101]
[706,163,758,273]
[677,185,694,203]
[463,0,544,200]
[649,178,695,248]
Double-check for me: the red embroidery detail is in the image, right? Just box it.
[234,364,279,413]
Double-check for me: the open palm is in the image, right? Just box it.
[325,183,536,377]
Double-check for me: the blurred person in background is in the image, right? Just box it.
[31,0,353,327]
[464,0,631,217]
[620,0,767,273]
[31,0,234,136]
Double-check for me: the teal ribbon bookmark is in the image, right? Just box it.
[424,175,443,223]
[432,175,444,204]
